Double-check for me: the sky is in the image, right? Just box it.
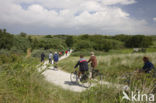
[0,0,156,35]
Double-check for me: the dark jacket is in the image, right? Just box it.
[41,53,45,59]
[142,61,154,73]
[53,54,59,62]
[74,59,88,71]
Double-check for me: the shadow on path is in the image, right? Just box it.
[64,81,88,88]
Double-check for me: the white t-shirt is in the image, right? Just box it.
[49,53,53,59]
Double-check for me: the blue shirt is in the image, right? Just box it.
[53,54,59,62]
[142,61,154,73]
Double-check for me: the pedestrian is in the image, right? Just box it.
[65,50,68,56]
[49,52,53,64]
[53,52,59,70]
[68,48,70,53]
[62,51,64,55]
[59,51,62,56]
[41,52,45,62]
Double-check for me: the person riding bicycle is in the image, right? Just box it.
[74,55,88,78]
[139,56,154,73]
[88,52,97,78]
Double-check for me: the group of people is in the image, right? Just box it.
[41,52,59,68]
[57,49,71,57]
[40,49,71,68]
[74,52,155,79]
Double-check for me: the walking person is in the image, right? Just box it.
[41,52,45,62]
[53,52,59,70]
[62,51,64,55]
[49,52,53,64]
[59,51,62,56]
[65,50,68,56]
[68,48,70,53]
[88,52,97,78]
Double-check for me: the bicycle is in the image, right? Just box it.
[70,70,91,88]
[91,69,103,84]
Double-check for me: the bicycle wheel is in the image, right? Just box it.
[70,71,78,83]
[80,74,92,88]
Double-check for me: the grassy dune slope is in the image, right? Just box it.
[1,52,156,103]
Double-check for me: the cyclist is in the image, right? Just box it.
[88,52,97,78]
[74,55,89,78]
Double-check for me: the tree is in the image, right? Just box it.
[20,32,27,37]
[0,29,14,50]
[28,36,33,42]
[75,40,93,50]
[125,35,152,48]
[93,39,112,52]
[45,35,52,38]
[13,36,31,52]
[65,36,74,47]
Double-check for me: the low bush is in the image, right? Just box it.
[0,58,51,103]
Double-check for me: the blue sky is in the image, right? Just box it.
[0,0,156,35]
[121,0,156,24]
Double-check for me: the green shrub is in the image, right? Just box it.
[75,40,94,50]
[65,36,74,47]
[0,29,14,50]
[0,53,21,64]
[38,38,66,50]
[13,36,31,52]
[125,35,152,48]
[93,39,124,52]
[0,58,51,103]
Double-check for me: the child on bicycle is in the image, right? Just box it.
[74,55,88,78]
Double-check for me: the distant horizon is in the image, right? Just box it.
[11,32,156,36]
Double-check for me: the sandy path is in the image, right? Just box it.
[39,51,129,92]
[40,52,87,92]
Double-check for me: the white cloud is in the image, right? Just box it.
[101,0,136,5]
[153,17,156,22]
[0,0,156,34]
